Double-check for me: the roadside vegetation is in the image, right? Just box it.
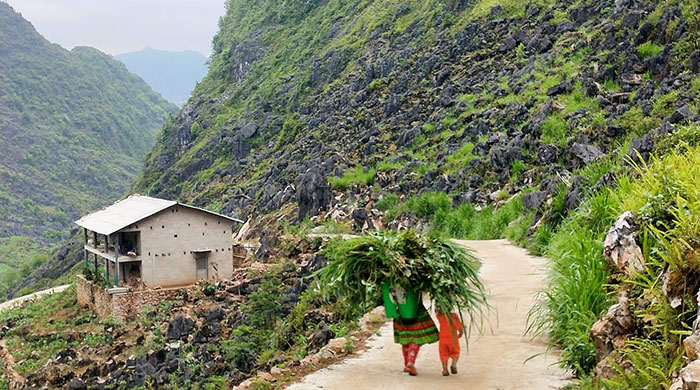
[529,128,700,386]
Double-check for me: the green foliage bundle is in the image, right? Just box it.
[316,231,487,320]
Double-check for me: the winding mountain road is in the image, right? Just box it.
[287,239,571,390]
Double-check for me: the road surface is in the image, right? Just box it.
[0,285,70,312]
[287,239,571,390]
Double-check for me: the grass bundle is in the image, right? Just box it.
[316,230,488,329]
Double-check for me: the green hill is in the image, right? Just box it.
[0,2,177,299]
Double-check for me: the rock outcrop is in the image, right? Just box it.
[603,212,644,274]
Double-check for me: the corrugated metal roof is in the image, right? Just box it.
[75,195,242,235]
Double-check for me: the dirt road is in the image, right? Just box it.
[287,239,571,390]
[0,285,70,313]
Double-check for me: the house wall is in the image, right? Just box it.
[120,205,235,288]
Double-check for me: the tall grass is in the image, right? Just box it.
[529,189,620,375]
[405,191,451,217]
[380,191,524,240]
[329,166,376,189]
[533,142,700,382]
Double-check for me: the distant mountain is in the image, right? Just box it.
[116,47,208,106]
[0,2,177,299]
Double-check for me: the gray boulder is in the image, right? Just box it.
[296,168,332,221]
[167,315,195,340]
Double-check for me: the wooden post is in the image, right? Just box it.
[83,228,89,268]
[114,233,120,287]
[105,234,109,283]
[93,231,98,274]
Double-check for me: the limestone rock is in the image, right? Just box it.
[681,360,700,390]
[327,337,348,354]
[590,293,634,364]
[359,306,387,331]
[670,378,683,390]
[603,211,644,274]
[309,322,335,352]
[166,315,195,340]
[685,334,700,361]
[295,168,332,221]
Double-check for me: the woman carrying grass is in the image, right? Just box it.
[393,301,439,376]
[317,231,487,378]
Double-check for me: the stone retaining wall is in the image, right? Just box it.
[76,276,192,320]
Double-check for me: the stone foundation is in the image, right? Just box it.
[76,276,193,320]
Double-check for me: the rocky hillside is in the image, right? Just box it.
[131,0,700,387]
[0,3,177,298]
[135,0,699,224]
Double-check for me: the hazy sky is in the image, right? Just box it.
[5,0,226,56]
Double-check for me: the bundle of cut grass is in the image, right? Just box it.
[316,230,488,327]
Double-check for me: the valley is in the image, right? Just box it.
[0,2,176,299]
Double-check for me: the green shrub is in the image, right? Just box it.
[615,107,660,137]
[510,159,526,182]
[220,326,259,372]
[652,90,681,118]
[243,275,283,329]
[376,193,399,211]
[637,41,664,59]
[405,192,451,217]
[329,166,376,189]
[376,160,404,171]
[541,115,568,147]
[445,142,476,173]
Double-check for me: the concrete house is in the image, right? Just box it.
[75,195,244,289]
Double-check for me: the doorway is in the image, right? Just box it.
[196,257,208,281]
